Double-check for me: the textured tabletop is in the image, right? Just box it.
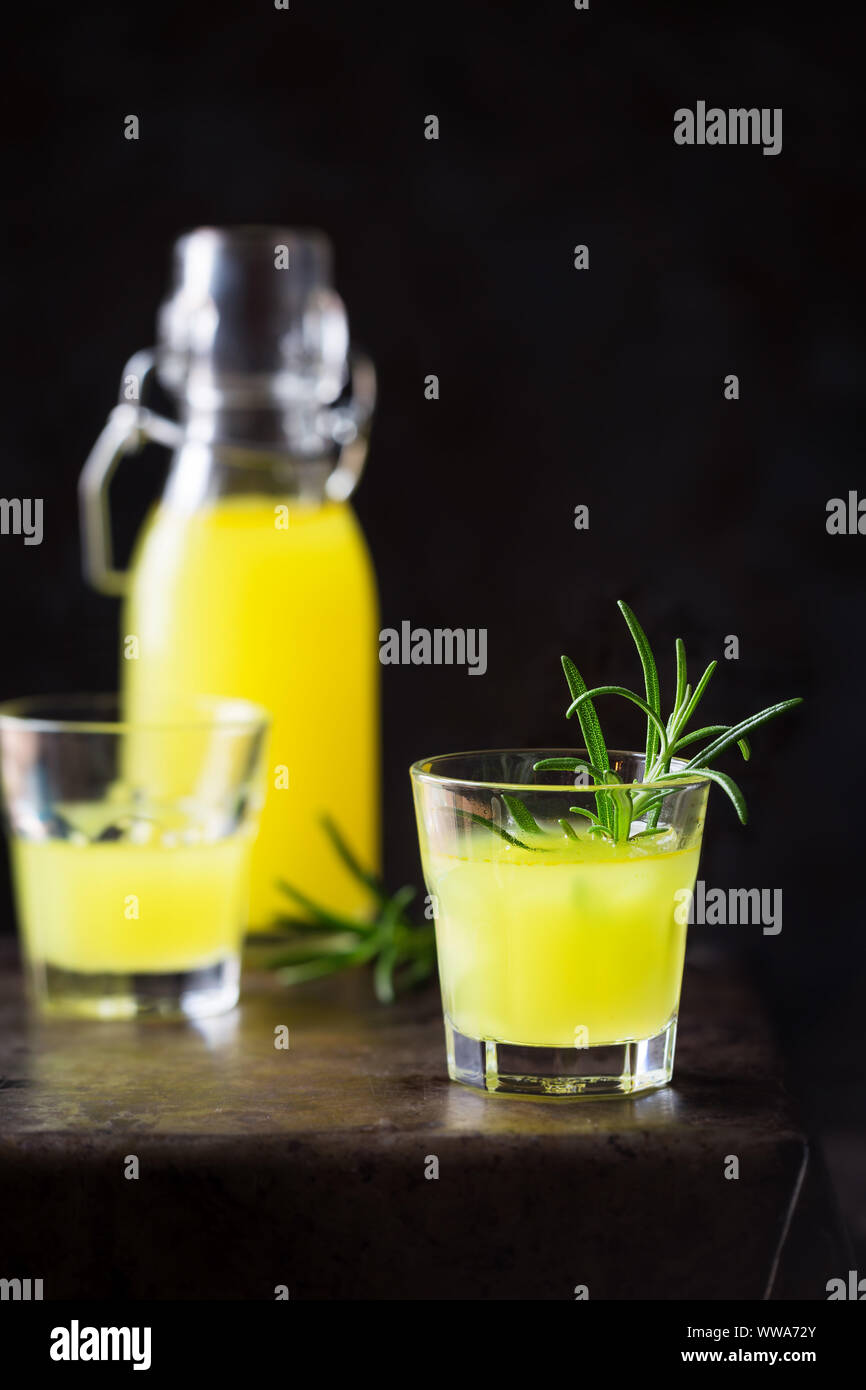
[0,940,847,1300]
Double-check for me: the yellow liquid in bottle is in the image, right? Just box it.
[123,495,380,927]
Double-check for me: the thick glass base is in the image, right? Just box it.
[444,1015,677,1096]
[28,956,240,1020]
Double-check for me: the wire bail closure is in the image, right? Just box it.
[78,344,376,596]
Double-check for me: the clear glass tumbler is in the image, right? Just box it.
[411,750,709,1096]
[0,695,268,1019]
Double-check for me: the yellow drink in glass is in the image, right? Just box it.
[0,695,267,1019]
[428,832,699,1048]
[411,749,709,1095]
[13,831,251,981]
[124,495,379,928]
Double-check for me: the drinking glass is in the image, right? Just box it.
[411,750,709,1096]
[0,695,268,1019]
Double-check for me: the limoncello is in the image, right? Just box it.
[0,693,266,1020]
[124,494,379,928]
[425,830,700,1048]
[13,831,251,978]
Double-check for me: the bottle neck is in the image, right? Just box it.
[163,439,336,511]
[157,344,375,510]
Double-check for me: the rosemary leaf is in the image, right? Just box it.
[675,661,717,734]
[271,826,435,1001]
[321,815,389,905]
[560,654,614,833]
[674,638,687,717]
[682,699,803,769]
[453,806,551,851]
[501,792,547,837]
[672,725,751,761]
[567,685,669,760]
[617,600,662,773]
[275,881,372,934]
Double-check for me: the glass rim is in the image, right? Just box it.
[0,693,271,736]
[409,748,710,794]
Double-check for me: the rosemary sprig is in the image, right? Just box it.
[267,819,436,1003]
[491,601,801,846]
[559,656,614,832]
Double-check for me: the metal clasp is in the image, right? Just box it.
[78,350,183,595]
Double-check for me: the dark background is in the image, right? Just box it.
[1,2,863,1254]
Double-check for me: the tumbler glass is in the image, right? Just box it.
[411,750,709,1096]
[0,695,268,1019]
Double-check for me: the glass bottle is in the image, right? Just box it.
[80,226,380,927]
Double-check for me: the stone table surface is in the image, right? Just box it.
[0,939,849,1301]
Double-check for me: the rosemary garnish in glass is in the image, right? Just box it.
[510,600,801,847]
